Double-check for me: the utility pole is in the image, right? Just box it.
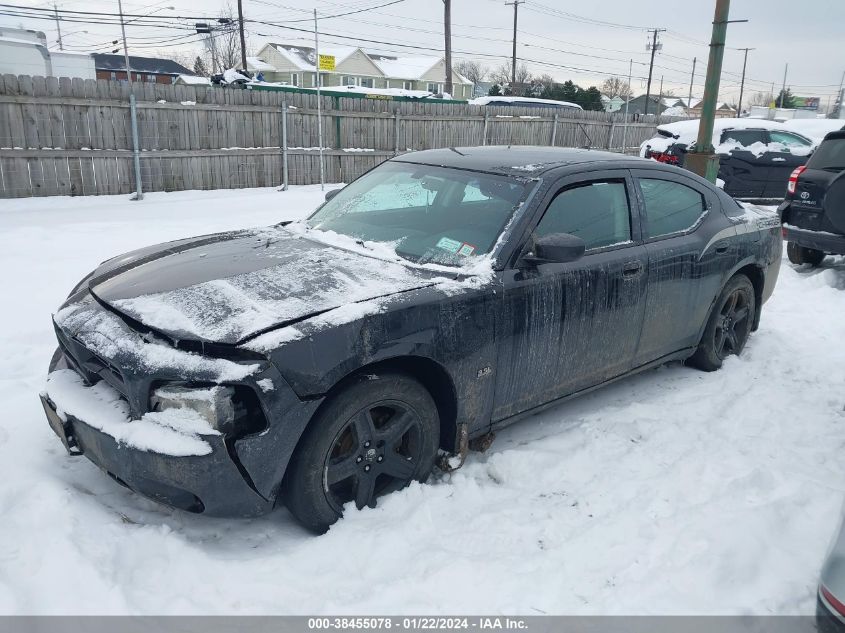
[118,0,143,200]
[505,0,523,85]
[687,56,696,114]
[736,47,754,117]
[313,9,325,191]
[643,28,666,115]
[621,59,633,153]
[779,62,788,108]
[237,0,247,70]
[686,0,746,183]
[53,3,63,50]
[835,70,845,119]
[656,74,664,121]
[443,0,453,96]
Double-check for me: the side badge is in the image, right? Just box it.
[477,366,492,379]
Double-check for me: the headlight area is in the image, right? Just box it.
[150,383,267,438]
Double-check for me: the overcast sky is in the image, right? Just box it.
[4,0,844,106]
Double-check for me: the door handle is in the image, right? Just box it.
[622,261,643,278]
[715,241,729,253]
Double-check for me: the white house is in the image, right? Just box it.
[249,42,473,99]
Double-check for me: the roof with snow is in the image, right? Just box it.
[368,54,439,80]
[92,54,193,76]
[269,43,357,71]
[247,56,275,72]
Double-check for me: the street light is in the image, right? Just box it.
[117,0,174,201]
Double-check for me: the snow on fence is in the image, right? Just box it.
[0,74,681,198]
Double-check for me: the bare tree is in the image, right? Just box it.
[490,61,531,86]
[204,4,250,72]
[600,76,632,99]
[749,91,774,107]
[454,60,488,85]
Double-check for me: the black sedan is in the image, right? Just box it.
[42,147,782,532]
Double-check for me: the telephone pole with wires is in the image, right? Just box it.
[643,27,665,115]
[505,0,523,85]
[237,0,247,70]
[443,0,452,96]
[687,56,696,114]
[736,47,754,117]
[53,3,63,50]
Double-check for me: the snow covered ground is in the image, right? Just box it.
[1,185,845,615]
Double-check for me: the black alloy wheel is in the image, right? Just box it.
[284,372,439,533]
[688,274,756,372]
[324,400,424,512]
[713,286,753,360]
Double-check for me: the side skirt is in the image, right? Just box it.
[486,348,696,435]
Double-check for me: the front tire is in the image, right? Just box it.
[284,372,439,533]
[787,242,825,267]
[688,274,756,372]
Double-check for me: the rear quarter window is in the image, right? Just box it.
[639,178,707,238]
[808,137,845,171]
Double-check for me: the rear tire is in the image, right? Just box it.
[688,274,756,372]
[284,372,439,533]
[787,242,825,267]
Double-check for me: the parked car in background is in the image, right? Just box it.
[783,118,845,146]
[470,95,583,110]
[781,130,845,265]
[641,118,815,200]
[42,147,781,533]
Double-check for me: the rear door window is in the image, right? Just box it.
[720,129,767,147]
[768,131,813,149]
[534,180,631,250]
[638,178,706,238]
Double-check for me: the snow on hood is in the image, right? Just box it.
[54,294,259,382]
[88,224,456,346]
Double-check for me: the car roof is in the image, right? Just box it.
[390,145,661,177]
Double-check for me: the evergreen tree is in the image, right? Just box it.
[775,87,796,109]
[580,86,604,111]
[193,56,209,77]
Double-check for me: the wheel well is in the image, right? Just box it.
[315,356,459,453]
[734,263,764,330]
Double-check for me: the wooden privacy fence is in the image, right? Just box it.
[0,74,683,198]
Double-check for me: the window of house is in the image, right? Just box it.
[427,83,441,94]
[290,73,299,86]
[311,73,326,87]
[360,77,374,88]
[341,75,356,86]
[146,74,156,83]
[403,80,414,90]
[638,178,706,238]
[535,180,631,250]
[110,72,116,80]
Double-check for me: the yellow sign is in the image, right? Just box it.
[318,54,336,71]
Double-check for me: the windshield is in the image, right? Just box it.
[306,161,533,266]
[808,137,845,171]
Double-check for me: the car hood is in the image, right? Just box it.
[84,225,444,346]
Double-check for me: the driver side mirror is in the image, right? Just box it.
[324,188,341,202]
[522,233,586,266]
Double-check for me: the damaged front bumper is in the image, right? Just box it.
[44,294,324,517]
[41,391,270,516]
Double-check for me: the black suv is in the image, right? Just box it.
[781,129,845,266]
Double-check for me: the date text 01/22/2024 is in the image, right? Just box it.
[307,617,528,630]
